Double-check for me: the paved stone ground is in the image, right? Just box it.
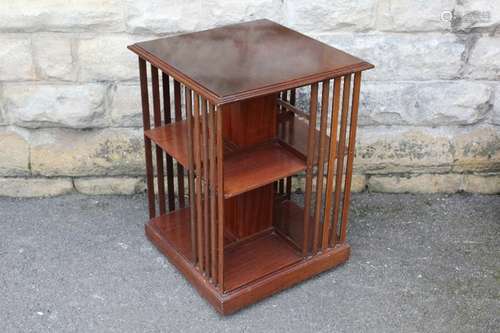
[0,193,498,332]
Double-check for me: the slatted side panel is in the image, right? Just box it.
[302,72,363,255]
[138,56,223,288]
[188,92,222,283]
[139,59,190,219]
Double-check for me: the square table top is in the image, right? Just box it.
[128,19,373,105]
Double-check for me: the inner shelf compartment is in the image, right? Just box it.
[277,114,328,163]
[146,200,307,292]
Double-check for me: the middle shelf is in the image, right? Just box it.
[145,120,308,199]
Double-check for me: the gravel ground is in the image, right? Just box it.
[0,193,498,332]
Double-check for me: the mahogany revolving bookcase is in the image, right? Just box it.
[128,19,373,315]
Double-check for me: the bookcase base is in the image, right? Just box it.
[146,218,350,315]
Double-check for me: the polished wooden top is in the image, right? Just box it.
[128,19,373,104]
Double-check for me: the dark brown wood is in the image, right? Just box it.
[174,80,185,208]
[201,97,210,273]
[224,231,301,291]
[277,99,309,120]
[225,185,274,239]
[312,80,330,254]
[208,103,217,282]
[284,90,294,200]
[145,208,350,314]
[223,141,306,198]
[222,94,277,147]
[128,19,373,104]
[139,57,155,219]
[340,72,362,243]
[185,87,197,264]
[278,115,330,164]
[331,75,351,246]
[130,20,372,314]
[193,93,205,272]
[151,65,166,215]
[322,77,341,250]
[162,72,176,212]
[145,121,233,168]
[302,83,318,256]
[216,108,224,288]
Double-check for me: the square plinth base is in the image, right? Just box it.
[145,212,350,315]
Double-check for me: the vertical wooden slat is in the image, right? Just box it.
[201,97,210,274]
[321,77,341,250]
[340,72,362,243]
[216,107,224,288]
[193,93,204,273]
[185,87,197,264]
[162,73,175,212]
[151,65,166,215]
[278,90,287,195]
[302,83,319,256]
[174,80,186,208]
[138,58,155,218]
[331,75,351,246]
[285,89,294,199]
[290,89,296,105]
[312,80,330,254]
[208,103,218,282]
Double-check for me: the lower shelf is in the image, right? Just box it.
[145,201,351,314]
[147,206,302,292]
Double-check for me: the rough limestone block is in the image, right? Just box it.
[355,127,454,174]
[74,177,145,195]
[0,127,30,176]
[108,83,142,127]
[377,0,454,32]
[0,85,7,126]
[125,0,202,33]
[31,127,144,176]
[78,34,141,82]
[452,125,500,173]
[360,81,492,126]
[465,37,500,80]
[414,82,492,126]
[317,33,464,81]
[454,0,500,31]
[286,0,376,32]
[367,174,463,193]
[4,83,108,128]
[0,35,34,81]
[492,84,500,125]
[33,34,75,80]
[462,174,500,194]
[0,0,124,32]
[0,177,73,197]
[198,0,285,29]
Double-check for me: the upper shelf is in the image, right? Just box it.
[128,19,373,105]
[145,121,306,199]
[223,141,305,198]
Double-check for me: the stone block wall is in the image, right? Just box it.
[0,0,499,196]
